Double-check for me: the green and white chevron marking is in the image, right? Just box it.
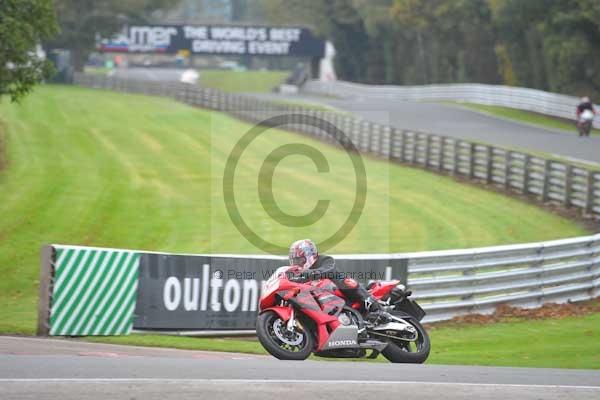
[49,246,140,336]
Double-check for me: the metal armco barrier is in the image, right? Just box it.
[407,235,600,322]
[38,245,407,335]
[303,80,600,129]
[38,236,599,335]
[73,73,600,219]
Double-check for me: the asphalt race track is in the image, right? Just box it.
[1,337,599,400]
[107,67,600,164]
[255,92,600,165]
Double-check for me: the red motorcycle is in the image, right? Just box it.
[256,266,430,363]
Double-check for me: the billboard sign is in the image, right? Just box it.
[98,25,326,58]
[133,253,407,331]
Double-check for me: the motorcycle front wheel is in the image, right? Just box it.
[584,122,592,136]
[381,316,430,364]
[256,310,314,360]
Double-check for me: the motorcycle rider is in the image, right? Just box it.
[286,239,388,324]
[576,96,596,137]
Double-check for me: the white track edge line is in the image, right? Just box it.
[0,379,598,389]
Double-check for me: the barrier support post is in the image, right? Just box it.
[564,164,573,207]
[37,245,54,336]
[585,171,595,215]
[523,154,531,195]
[504,151,511,190]
[468,143,476,179]
[485,146,493,184]
[438,137,445,171]
[541,160,551,202]
[453,140,460,175]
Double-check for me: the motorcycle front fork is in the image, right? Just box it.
[286,308,296,332]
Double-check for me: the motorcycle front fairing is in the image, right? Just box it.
[285,287,346,351]
[259,268,352,351]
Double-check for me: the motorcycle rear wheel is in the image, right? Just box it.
[256,310,314,360]
[578,121,592,137]
[381,317,430,364]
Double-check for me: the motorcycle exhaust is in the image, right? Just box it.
[370,321,418,342]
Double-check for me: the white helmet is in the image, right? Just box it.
[288,239,318,271]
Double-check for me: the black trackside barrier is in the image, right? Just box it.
[133,253,408,331]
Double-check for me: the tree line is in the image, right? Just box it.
[1,0,177,101]
[2,0,598,101]
[261,0,600,99]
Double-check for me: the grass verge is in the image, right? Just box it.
[427,311,600,369]
[0,120,6,171]
[83,66,113,76]
[198,69,289,93]
[82,67,288,93]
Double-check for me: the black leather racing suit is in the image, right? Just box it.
[577,101,595,115]
[290,255,376,311]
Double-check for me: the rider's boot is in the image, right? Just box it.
[358,288,390,327]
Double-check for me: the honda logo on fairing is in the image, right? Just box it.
[328,340,357,347]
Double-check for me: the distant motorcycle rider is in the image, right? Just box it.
[286,239,386,321]
[576,96,596,137]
